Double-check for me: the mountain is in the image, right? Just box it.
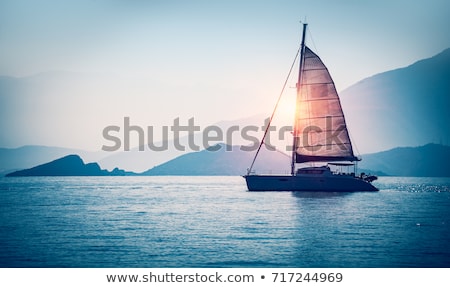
[142,143,290,176]
[142,143,449,177]
[5,154,132,177]
[98,114,268,172]
[2,49,449,173]
[341,48,450,153]
[0,145,107,176]
[359,143,450,177]
[102,48,450,171]
[4,144,448,177]
[0,71,265,173]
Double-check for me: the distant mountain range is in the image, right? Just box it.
[97,114,267,172]
[341,48,450,153]
[85,47,450,171]
[143,143,450,177]
[359,143,450,177]
[1,48,450,174]
[5,143,450,177]
[142,143,290,176]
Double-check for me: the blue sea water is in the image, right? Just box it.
[0,176,449,268]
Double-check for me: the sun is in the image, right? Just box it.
[273,95,296,125]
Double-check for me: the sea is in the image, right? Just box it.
[0,176,449,268]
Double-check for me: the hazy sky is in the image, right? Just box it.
[1,0,449,151]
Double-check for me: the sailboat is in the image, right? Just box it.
[244,23,378,192]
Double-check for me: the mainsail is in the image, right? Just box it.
[294,46,358,163]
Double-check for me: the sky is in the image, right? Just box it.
[1,0,450,151]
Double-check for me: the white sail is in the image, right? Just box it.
[294,46,358,163]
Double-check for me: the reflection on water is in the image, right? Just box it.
[291,191,353,198]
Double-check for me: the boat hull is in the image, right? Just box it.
[244,174,378,192]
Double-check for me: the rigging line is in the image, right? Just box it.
[306,25,319,55]
[347,124,361,158]
[273,146,291,158]
[263,143,292,158]
[277,149,291,158]
[246,47,300,175]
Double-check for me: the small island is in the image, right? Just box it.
[5,154,132,177]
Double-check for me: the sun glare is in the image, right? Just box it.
[275,96,296,125]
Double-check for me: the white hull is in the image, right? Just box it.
[244,174,378,192]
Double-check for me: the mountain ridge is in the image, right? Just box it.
[0,145,107,175]
[1,48,449,173]
[5,154,133,177]
[341,47,450,153]
[359,143,450,177]
[142,143,290,176]
[5,143,449,177]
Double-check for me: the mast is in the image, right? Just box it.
[291,23,307,175]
